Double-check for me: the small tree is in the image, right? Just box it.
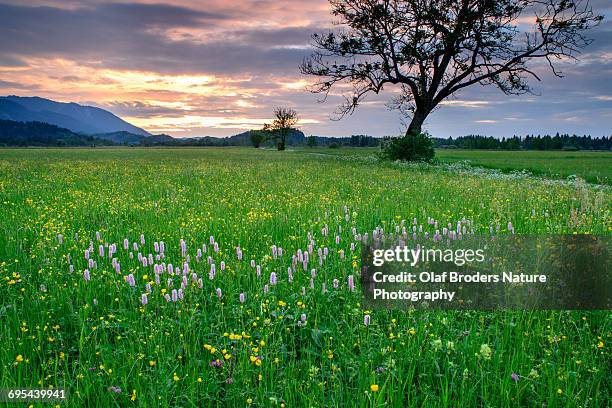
[269,107,299,151]
[307,135,318,148]
[250,130,267,148]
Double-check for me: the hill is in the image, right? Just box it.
[0,120,115,146]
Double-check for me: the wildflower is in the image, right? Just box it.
[131,389,137,401]
[511,373,519,382]
[364,314,370,326]
[597,341,604,349]
[216,288,222,298]
[141,294,148,306]
[270,272,277,285]
[557,388,563,395]
[173,373,180,381]
[15,354,24,363]
[83,269,90,282]
[108,386,122,394]
[240,292,246,303]
[348,275,355,291]
[370,384,379,392]
[149,360,156,367]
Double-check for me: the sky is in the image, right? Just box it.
[0,0,611,138]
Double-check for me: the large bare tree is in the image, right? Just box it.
[300,0,603,135]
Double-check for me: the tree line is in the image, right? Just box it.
[432,134,612,151]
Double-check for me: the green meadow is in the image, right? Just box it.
[0,148,609,407]
[436,149,612,185]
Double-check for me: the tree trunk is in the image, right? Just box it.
[405,110,428,136]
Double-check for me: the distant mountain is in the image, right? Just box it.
[93,131,175,145]
[0,120,115,146]
[227,129,306,146]
[0,96,150,136]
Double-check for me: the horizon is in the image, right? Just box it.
[0,1,611,138]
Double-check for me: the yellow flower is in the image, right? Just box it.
[557,389,563,395]
[224,353,231,360]
[197,377,202,383]
[597,341,604,349]
[173,373,180,381]
[15,354,24,363]
[479,344,492,360]
[247,398,253,405]
[131,389,137,401]
[149,360,156,367]
[370,384,379,392]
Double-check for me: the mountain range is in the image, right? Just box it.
[0,96,150,136]
[0,95,317,147]
[0,95,367,148]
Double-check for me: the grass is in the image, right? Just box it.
[0,147,610,407]
[435,149,612,184]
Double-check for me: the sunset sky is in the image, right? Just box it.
[0,0,611,138]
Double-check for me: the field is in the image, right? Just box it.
[0,148,610,407]
[435,149,612,185]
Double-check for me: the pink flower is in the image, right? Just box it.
[270,272,277,285]
[141,294,148,306]
[239,293,246,303]
[511,373,519,382]
[364,314,370,326]
[83,269,90,282]
[348,275,355,292]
